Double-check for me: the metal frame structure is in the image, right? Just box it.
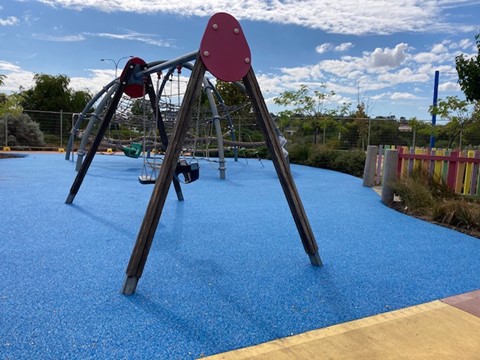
[65,54,238,180]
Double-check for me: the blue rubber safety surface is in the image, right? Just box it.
[1,153,480,359]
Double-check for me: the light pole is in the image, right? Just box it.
[101,55,134,78]
[100,56,133,146]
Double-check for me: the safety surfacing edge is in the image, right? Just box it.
[205,290,480,359]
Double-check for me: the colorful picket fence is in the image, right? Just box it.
[374,145,480,196]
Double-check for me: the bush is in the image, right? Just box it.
[286,143,311,163]
[331,150,366,177]
[307,146,337,168]
[433,199,480,231]
[306,146,366,177]
[389,174,480,236]
[390,177,435,215]
[0,113,45,147]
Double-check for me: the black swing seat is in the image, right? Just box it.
[175,160,199,184]
[138,160,199,185]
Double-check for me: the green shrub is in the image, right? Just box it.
[306,146,336,168]
[331,150,366,177]
[0,113,45,147]
[306,147,365,177]
[286,143,311,163]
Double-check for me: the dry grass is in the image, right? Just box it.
[390,174,480,239]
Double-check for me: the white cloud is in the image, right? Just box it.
[335,42,353,52]
[0,61,22,72]
[38,0,477,35]
[458,38,473,49]
[0,61,35,92]
[370,43,409,68]
[371,93,388,100]
[390,92,419,100]
[431,43,448,54]
[378,67,430,84]
[316,43,332,54]
[32,33,86,42]
[438,81,460,91]
[85,31,174,48]
[413,52,438,63]
[0,16,19,26]
[28,29,174,47]
[316,42,353,55]
[278,66,318,80]
[70,69,116,93]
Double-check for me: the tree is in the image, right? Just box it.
[215,80,255,142]
[351,103,370,150]
[405,117,434,148]
[274,84,343,145]
[214,80,252,116]
[19,74,92,135]
[455,33,480,102]
[0,93,24,117]
[20,74,92,113]
[430,95,480,149]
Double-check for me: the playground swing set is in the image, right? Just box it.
[65,12,322,295]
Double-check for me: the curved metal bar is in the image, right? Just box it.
[206,77,239,161]
[65,78,117,160]
[136,51,197,79]
[177,62,228,179]
[74,83,120,170]
[202,77,226,179]
[152,62,227,179]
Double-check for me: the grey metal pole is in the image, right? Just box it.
[363,145,378,187]
[381,149,399,205]
[60,110,63,149]
[4,118,7,148]
[75,83,119,170]
[203,78,226,179]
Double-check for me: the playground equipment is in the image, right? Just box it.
[65,12,322,295]
[65,58,243,181]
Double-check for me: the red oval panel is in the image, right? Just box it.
[200,13,251,82]
[121,57,146,99]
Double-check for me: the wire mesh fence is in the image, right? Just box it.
[3,110,480,153]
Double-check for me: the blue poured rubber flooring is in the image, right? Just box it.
[1,153,480,359]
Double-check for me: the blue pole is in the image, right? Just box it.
[430,70,439,148]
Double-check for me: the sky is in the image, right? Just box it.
[0,0,479,120]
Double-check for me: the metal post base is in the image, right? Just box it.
[65,193,75,205]
[75,153,84,171]
[309,252,323,266]
[122,276,139,295]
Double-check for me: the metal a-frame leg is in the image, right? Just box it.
[65,66,134,205]
[242,68,322,266]
[122,56,206,295]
